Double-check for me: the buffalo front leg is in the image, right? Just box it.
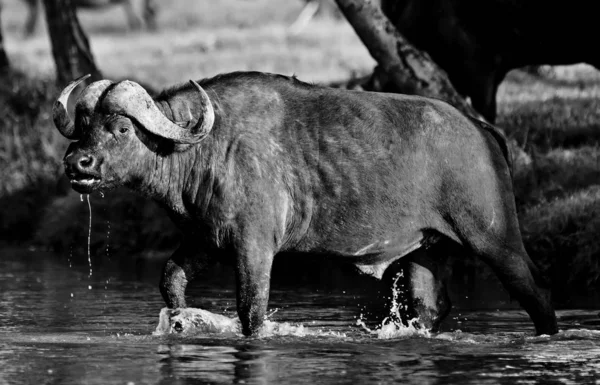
[159,241,207,309]
[235,244,275,337]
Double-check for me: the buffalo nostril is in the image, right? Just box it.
[78,155,95,169]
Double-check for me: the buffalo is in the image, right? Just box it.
[380,0,598,122]
[53,72,558,336]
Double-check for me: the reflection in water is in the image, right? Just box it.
[0,248,599,384]
[158,344,239,384]
[156,343,285,385]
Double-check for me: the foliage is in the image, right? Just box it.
[520,186,600,299]
[0,70,67,241]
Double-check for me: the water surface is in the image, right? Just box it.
[0,248,598,384]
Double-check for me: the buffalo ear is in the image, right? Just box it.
[159,80,215,144]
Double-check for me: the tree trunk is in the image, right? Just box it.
[44,0,101,85]
[334,0,483,120]
[0,3,10,71]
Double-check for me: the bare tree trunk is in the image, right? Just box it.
[0,3,10,71]
[44,0,101,85]
[334,0,482,120]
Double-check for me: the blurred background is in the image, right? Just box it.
[1,0,599,308]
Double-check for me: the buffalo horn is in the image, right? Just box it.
[101,80,215,144]
[76,79,114,114]
[52,74,90,139]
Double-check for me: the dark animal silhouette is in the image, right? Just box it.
[381,0,597,121]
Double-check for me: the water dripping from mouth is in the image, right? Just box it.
[86,194,93,277]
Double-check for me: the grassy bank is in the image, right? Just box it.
[1,0,599,300]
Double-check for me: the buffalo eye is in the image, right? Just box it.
[118,126,129,134]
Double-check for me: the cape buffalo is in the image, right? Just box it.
[53,72,558,336]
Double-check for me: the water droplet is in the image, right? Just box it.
[105,220,111,259]
[80,194,83,202]
[88,285,92,290]
[70,293,74,297]
[100,191,105,198]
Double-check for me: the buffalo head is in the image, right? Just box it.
[53,74,215,194]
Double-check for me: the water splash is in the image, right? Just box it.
[85,194,93,277]
[356,271,431,339]
[153,308,240,336]
[153,308,346,338]
[356,314,429,339]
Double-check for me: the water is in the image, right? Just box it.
[0,248,599,384]
[84,194,93,277]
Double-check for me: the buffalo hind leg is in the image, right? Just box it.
[475,244,557,335]
[383,246,452,331]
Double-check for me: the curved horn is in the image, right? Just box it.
[76,79,114,113]
[101,80,215,144]
[52,74,90,139]
[187,80,215,140]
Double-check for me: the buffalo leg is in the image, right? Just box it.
[405,249,452,331]
[235,245,275,336]
[476,245,557,335]
[384,248,451,331]
[468,69,500,123]
[122,0,144,30]
[452,199,557,334]
[23,0,39,37]
[159,240,206,308]
[143,0,158,30]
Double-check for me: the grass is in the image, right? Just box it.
[1,0,599,300]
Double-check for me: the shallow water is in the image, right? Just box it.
[0,248,599,384]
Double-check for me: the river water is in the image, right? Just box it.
[0,247,599,384]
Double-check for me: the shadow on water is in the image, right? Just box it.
[1,247,599,384]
